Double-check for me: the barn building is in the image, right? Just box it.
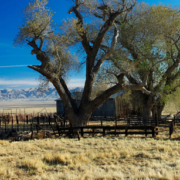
[55,90,127,117]
[56,98,116,117]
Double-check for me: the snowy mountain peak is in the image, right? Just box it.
[0,87,83,101]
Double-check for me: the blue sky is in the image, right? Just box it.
[0,0,179,89]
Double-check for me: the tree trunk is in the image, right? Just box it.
[151,105,156,121]
[142,106,152,124]
[142,95,154,124]
[68,111,91,127]
[157,102,165,120]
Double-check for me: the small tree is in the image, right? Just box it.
[14,0,151,127]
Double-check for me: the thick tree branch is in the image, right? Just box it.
[27,40,50,69]
[69,2,91,55]
[92,0,136,58]
[39,37,44,50]
[91,83,123,111]
[91,74,151,110]
[93,25,119,74]
[92,12,122,57]
[28,65,78,111]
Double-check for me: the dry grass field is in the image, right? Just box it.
[0,130,180,180]
[0,101,180,179]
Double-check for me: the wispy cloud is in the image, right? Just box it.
[0,78,85,89]
[67,79,85,88]
[0,65,29,68]
[0,79,39,86]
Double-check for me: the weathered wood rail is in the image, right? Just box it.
[54,125,159,138]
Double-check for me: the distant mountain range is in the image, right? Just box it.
[0,87,83,101]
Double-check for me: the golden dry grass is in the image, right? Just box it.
[0,103,180,179]
[0,132,180,180]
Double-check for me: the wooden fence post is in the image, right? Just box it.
[64,118,66,127]
[31,114,34,132]
[103,127,106,137]
[12,116,13,129]
[174,115,176,126]
[37,116,40,125]
[54,115,60,136]
[152,127,155,137]
[101,117,103,126]
[26,115,28,124]
[144,126,147,137]
[8,115,10,124]
[81,127,84,137]
[169,120,175,139]
[5,117,6,132]
[16,116,19,131]
[155,113,158,126]
[93,128,95,137]
[115,116,117,127]
[49,116,51,125]
[77,131,80,140]
[125,126,128,137]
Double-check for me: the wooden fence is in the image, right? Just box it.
[54,125,159,138]
[0,112,178,138]
[0,113,67,133]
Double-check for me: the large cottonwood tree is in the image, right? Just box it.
[97,4,180,120]
[14,0,151,127]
